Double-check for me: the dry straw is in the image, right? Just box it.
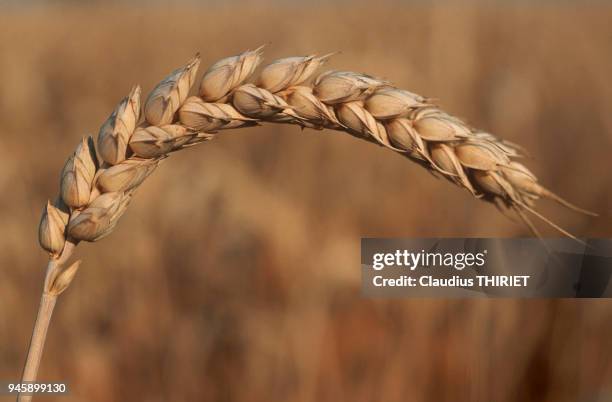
[19,46,596,401]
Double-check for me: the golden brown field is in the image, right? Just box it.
[1,2,611,401]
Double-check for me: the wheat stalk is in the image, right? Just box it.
[18,46,595,401]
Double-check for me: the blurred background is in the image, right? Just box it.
[1,1,611,401]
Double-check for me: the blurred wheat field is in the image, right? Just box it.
[1,2,611,402]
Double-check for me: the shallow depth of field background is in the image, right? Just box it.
[1,2,611,401]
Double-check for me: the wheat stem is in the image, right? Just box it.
[17,242,77,402]
[17,291,56,402]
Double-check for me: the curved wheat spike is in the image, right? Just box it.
[19,47,597,402]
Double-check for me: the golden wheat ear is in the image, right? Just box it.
[23,48,597,398]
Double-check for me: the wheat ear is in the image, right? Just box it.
[20,47,595,401]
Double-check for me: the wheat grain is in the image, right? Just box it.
[19,46,596,401]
